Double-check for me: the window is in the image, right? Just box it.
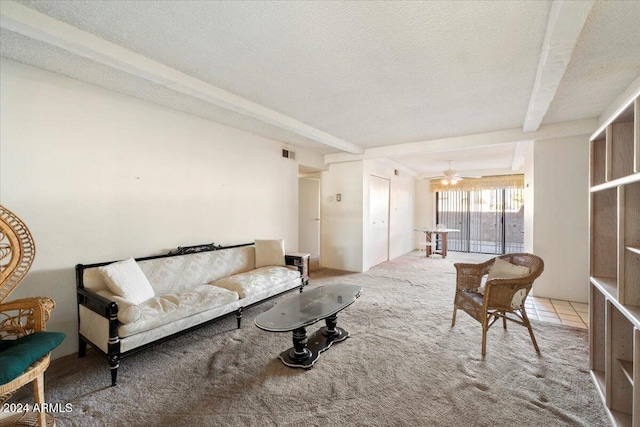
[434,177,524,255]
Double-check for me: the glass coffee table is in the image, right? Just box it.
[255,284,362,368]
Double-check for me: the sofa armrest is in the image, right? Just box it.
[453,259,494,291]
[77,287,118,319]
[76,287,122,380]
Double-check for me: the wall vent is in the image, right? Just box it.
[282,149,296,160]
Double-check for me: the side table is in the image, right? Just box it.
[285,252,310,288]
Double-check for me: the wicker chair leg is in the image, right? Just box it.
[33,373,47,427]
[527,325,540,353]
[521,308,540,353]
[481,326,487,356]
[502,314,507,330]
[451,306,457,327]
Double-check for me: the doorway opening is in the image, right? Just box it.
[370,175,390,266]
[298,175,321,271]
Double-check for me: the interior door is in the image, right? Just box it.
[370,175,390,266]
[298,177,320,259]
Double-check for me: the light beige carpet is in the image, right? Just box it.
[9,252,607,426]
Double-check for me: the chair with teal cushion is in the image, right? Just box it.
[0,205,65,426]
[0,332,66,385]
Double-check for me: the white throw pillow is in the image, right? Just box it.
[255,239,285,268]
[99,257,155,304]
[487,257,530,280]
[478,258,531,308]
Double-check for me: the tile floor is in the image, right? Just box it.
[413,250,591,330]
[525,296,588,329]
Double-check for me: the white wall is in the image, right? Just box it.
[320,159,415,272]
[527,135,590,303]
[524,143,535,254]
[295,149,326,172]
[388,171,415,260]
[0,59,302,358]
[320,162,364,271]
[414,178,435,248]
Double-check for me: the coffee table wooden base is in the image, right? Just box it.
[278,316,350,369]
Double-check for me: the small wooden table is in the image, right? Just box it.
[414,228,460,258]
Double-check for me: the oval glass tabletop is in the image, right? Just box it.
[255,283,362,332]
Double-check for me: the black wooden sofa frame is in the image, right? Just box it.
[76,242,308,386]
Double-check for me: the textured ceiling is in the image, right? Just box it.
[2,0,640,175]
[0,28,332,153]
[544,0,640,124]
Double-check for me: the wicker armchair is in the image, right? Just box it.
[451,253,544,356]
[0,205,64,426]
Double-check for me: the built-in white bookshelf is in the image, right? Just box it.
[589,93,640,427]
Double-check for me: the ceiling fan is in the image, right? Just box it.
[425,161,480,185]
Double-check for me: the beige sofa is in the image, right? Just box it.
[76,241,308,386]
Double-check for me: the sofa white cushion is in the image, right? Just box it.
[255,239,285,268]
[99,258,155,304]
[96,290,142,324]
[118,285,240,338]
[212,266,300,299]
[137,246,255,295]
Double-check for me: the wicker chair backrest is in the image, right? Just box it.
[0,205,36,303]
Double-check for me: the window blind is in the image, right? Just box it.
[430,174,524,192]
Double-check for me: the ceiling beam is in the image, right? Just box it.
[511,140,532,171]
[0,1,364,154]
[522,0,594,133]
[325,118,597,165]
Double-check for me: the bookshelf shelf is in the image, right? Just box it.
[589,93,639,427]
[618,359,634,386]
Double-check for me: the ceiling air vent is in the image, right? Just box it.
[282,149,296,160]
